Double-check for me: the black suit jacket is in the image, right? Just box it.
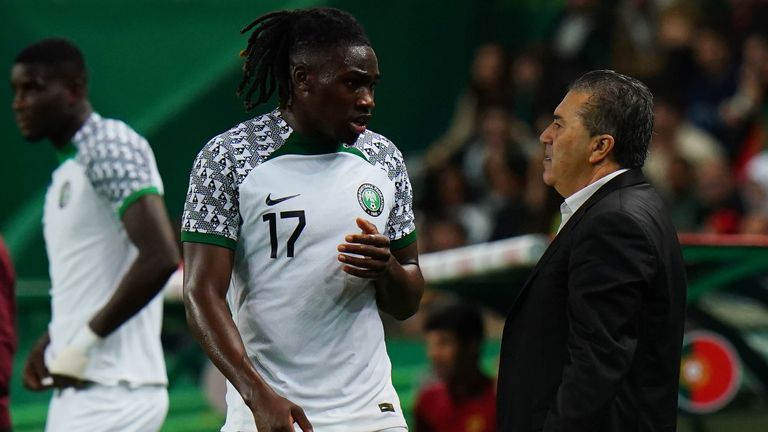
[496,169,687,432]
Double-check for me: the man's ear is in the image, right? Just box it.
[66,75,88,104]
[292,63,311,93]
[589,134,615,164]
[73,81,87,100]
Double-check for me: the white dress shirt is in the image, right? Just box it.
[557,169,629,233]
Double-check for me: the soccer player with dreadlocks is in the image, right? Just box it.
[181,7,423,432]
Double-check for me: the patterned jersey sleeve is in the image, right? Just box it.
[79,122,162,218]
[387,149,417,250]
[180,136,241,250]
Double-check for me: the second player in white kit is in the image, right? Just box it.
[11,38,179,432]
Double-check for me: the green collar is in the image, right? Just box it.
[266,131,366,162]
[55,142,78,165]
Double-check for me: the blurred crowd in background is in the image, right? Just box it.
[412,0,768,254]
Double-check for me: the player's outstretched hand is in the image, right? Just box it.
[250,388,313,432]
[337,217,392,279]
[22,333,53,391]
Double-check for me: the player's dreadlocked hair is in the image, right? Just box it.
[237,7,371,111]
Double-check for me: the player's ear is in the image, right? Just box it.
[589,134,614,164]
[67,75,88,103]
[292,64,311,93]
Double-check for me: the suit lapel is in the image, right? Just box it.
[507,169,648,313]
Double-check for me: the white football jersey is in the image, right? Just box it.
[43,113,167,386]
[181,110,416,431]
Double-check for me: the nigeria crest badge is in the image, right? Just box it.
[59,181,71,209]
[357,183,384,217]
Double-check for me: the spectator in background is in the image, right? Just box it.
[644,92,725,198]
[420,163,493,244]
[611,0,663,80]
[486,151,531,240]
[740,151,768,233]
[420,217,468,253]
[654,3,698,98]
[415,302,496,432]
[509,48,547,130]
[713,0,768,47]
[736,32,768,172]
[424,42,510,170]
[419,105,541,244]
[459,106,534,196]
[726,33,768,168]
[687,26,743,157]
[540,0,613,113]
[664,156,701,233]
[0,236,15,432]
[721,34,766,129]
[695,159,746,233]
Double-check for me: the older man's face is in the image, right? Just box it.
[539,91,596,198]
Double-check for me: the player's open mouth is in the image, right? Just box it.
[350,116,370,134]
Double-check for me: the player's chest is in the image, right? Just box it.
[43,162,115,244]
[237,156,394,246]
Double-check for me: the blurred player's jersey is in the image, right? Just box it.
[43,112,167,387]
[182,110,416,431]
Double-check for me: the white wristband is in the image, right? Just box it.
[69,325,102,353]
[47,325,103,379]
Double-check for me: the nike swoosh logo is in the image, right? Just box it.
[265,193,300,206]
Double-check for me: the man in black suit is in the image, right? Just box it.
[496,70,687,432]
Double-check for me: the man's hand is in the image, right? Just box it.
[47,346,89,380]
[337,218,392,279]
[247,386,313,432]
[22,333,52,391]
[47,325,101,382]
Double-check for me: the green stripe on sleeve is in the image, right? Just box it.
[117,186,161,218]
[181,231,237,250]
[391,230,417,250]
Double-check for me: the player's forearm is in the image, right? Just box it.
[183,285,271,402]
[180,243,271,400]
[89,249,178,337]
[375,259,423,320]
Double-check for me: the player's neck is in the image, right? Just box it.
[50,103,93,149]
[280,108,336,147]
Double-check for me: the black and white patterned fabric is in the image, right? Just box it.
[182,109,415,245]
[73,113,161,213]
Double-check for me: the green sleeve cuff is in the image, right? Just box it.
[117,186,161,218]
[181,231,237,250]
[391,230,417,250]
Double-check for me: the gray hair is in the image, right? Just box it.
[568,70,653,168]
